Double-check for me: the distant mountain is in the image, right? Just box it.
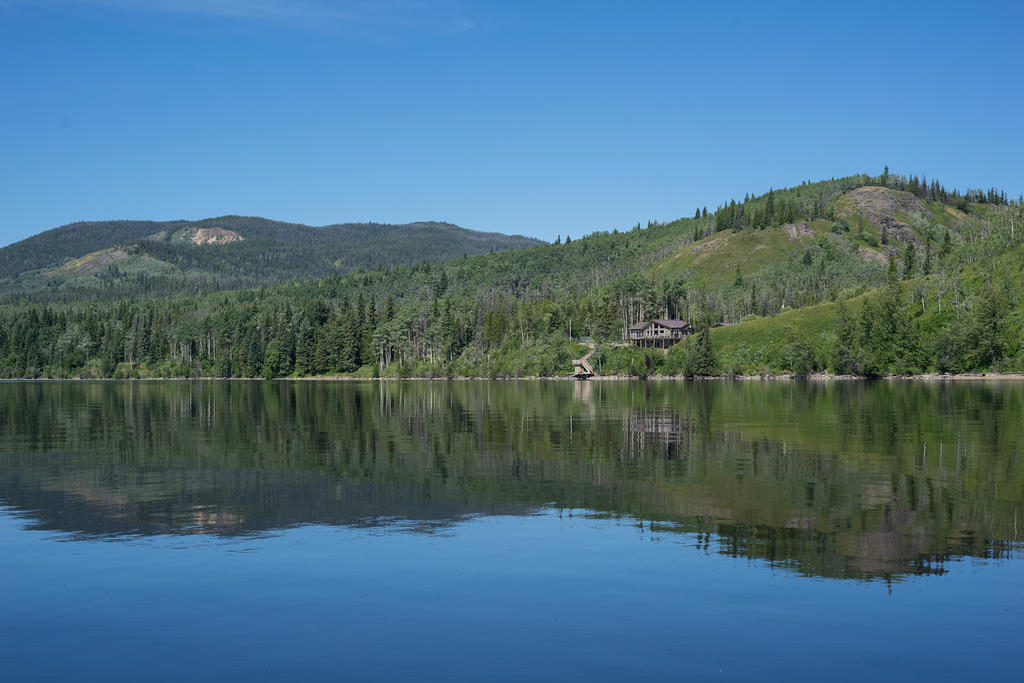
[0,216,542,301]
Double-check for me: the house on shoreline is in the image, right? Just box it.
[626,319,694,348]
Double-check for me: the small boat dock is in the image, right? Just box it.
[571,348,595,379]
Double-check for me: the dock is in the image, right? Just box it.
[571,348,595,379]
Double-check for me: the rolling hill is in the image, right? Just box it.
[0,216,542,301]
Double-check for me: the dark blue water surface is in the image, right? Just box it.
[1,380,1022,681]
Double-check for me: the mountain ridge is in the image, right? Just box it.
[0,215,543,300]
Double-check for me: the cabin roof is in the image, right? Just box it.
[651,319,690,329]
[629,319,691,332]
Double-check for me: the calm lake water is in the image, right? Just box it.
[1,380,1022,681]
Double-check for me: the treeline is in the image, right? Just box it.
[829,273,1013,376]
[0,265,733,379]
[878,166,1012,208]
[0,287,586,379]
[706,170,1011,235]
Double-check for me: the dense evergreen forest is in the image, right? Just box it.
[1,170,1021,379]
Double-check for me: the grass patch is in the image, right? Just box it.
[671,299,863,375]
[651,226,819,286]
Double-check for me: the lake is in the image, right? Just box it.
[1,380,1022,681]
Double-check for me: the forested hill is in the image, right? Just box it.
[0,216,542,300]
[1,170,1021,379]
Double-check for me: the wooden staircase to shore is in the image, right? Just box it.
[571,347,595,379]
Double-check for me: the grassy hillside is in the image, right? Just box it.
[651,220,838,286]
[0,216,542,301]
[667,229,1024,376]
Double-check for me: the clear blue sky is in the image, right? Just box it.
[1,0,1021,245]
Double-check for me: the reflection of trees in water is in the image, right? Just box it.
[0,379,1021,581]
[1,457,528,538]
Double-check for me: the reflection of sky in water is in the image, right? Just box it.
[2,509,1021,682]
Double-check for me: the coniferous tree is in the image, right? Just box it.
[861,262,914,374]
[965,285,1007,369]
[689,317,718,376]
[313,322,335,375]
[940,230,952,257]
[361,296,377,366]
[245,324,263,377]
[832,298,860,374]
[295,318,316,375]
[334,298,358,372]
[278,321,296,375]
[902,243,916,279]
[351,294,364,366]
[213,335,232,377]
[262,340,281,378]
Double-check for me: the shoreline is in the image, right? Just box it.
[3,372,1024,383]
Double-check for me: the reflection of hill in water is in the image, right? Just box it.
[1,456,530,537]
[0,380,1021,581]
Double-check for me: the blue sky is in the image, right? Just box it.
[1,0,1021,245]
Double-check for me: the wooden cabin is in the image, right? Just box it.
[626,319,694,348]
